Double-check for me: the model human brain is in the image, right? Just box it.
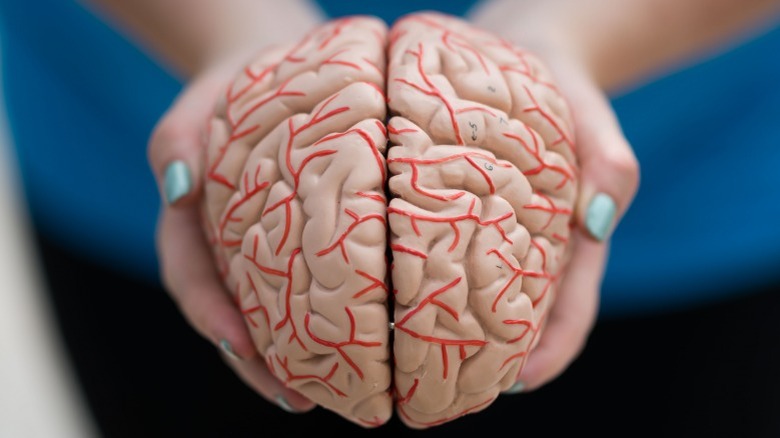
[201,12,578,429]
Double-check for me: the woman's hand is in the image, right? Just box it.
[146,53,316,414]
[512,55,640,393]
[469,0,641,393]
[113,0,328,414]
[471,0,780,395]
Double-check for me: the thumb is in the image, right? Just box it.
[147,68,230,207]
[565,74,640,241]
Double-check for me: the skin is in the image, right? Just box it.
[84,0,780,411]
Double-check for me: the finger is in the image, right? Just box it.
[220,353,317,413]
[561,72,640,242]
[157,204,257,361]
[509,230,604,392]
[147,69,228,207]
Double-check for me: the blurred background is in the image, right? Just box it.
[0,39,97,437]
[0,0,778,437]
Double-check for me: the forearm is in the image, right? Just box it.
[469,0,780,92]
[81,0,326,79]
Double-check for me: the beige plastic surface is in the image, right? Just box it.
[202,12,577,429]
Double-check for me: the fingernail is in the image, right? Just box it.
[219,339,242,361]
[502,381,526,394]
[585,192,616,241]
[275,394,299,413]
[163,160,192,205]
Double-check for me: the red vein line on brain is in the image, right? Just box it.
[315,209,387,263]
[262,93,349,256]
[388,151,512,198]
[208,18,366,191]
[486,248,551,312]
[400,14,490,76]
[389,198,513,253]
[521,85,575,154]
[497,319,536,373]
[522,190,573,231]
[210,76,307,190]
[395,378,419,405]
[486,37,561,96]
[357,416,385,428]
[499,64,560,96]
[498,326,530,371]
[363,56,383,75]
[552,232,569,244]
[390,243,428,259]
[217,164,270,248]
[394,43,465,145]
[323,48,363,71]
[442,31,489,75]
[455,106,497,117]
[503,319,533,345]
[353,270,388,299]
[318,17,354,51]
[200,208,232,281]
[529,239,558,307]
[502,125,574,189]
[394,277,488,379]
[314,127,386,181]
[244,238,307,350]
[493,242,563,374]
[243,272,271,330]
[274,354,347,397]
[283,17,350,64]
[503,299,555,382]
[356,191,387,204]
[396,377,493,428]
[387,125,418,135]
[304,307,382,380]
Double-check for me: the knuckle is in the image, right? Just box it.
[603,146,638,177]
[175,288,213,340]
[156,224,178,295]
[159,266,178,301]
[157,265,208,337]
[147,115,189,167]
[602,146,640,193]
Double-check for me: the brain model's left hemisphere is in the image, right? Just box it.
[202,17,392,426]
[201,14,578,429]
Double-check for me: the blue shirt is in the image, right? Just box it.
[1,0,778,317]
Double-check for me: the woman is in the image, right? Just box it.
[1,0,778,436]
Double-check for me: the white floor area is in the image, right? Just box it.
[0,41,99,438]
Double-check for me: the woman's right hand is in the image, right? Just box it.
[147,52,316,414]
[468,0,641,394]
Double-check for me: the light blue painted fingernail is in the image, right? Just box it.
[585,192,616,241]
[502,381,525,394]
[164,160,192,205]
[219,339,241,361]
[275,394,298,413]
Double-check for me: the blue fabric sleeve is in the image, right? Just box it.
[0,0,181,280]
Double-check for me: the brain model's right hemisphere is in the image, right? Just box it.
[201,13,578,429]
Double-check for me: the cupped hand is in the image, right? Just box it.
[469,4,641,393]
[513,55,640,392]
[147,53,315,413]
